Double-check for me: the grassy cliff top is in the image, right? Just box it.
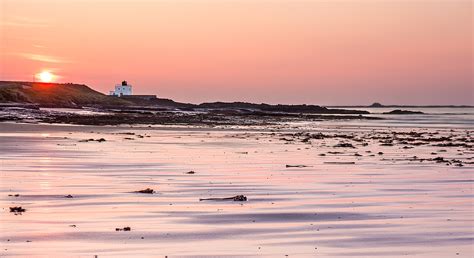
[0,81,131,107]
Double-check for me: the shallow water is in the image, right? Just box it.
[331,107,474,128]
[0,122,472,257]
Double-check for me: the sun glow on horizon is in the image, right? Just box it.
[37,71,55,83]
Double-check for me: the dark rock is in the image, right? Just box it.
[286,165,309,168]
[383,110,424,115]
[232,195,248,201]
[9,206,26,214]
[324,162,356,165]
[200,195,248,202]
[135,188,154,194]
[334,143,355,148]
[79,138,106,143]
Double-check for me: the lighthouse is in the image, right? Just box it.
[109,80,132,96]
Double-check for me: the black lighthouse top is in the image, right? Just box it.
[122,81,128,86]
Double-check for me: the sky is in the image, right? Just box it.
[0,0,472,105]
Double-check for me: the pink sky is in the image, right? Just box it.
[0,0,472,105]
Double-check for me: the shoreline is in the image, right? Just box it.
[2,119,474,132]
[0,104,382,127]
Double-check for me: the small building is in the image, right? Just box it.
[110,81,132,96]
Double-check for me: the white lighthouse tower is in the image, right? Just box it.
[110,80,132,96]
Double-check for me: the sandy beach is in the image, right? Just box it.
[1,117,472,257]
[2,0,472,256]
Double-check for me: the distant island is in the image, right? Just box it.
[369,102,384,107]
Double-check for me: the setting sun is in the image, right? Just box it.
[37,71,54,82]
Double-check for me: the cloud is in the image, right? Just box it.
[0,16,49,28]
[18,53,70,63]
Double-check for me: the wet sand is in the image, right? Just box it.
[0,122,472,257]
